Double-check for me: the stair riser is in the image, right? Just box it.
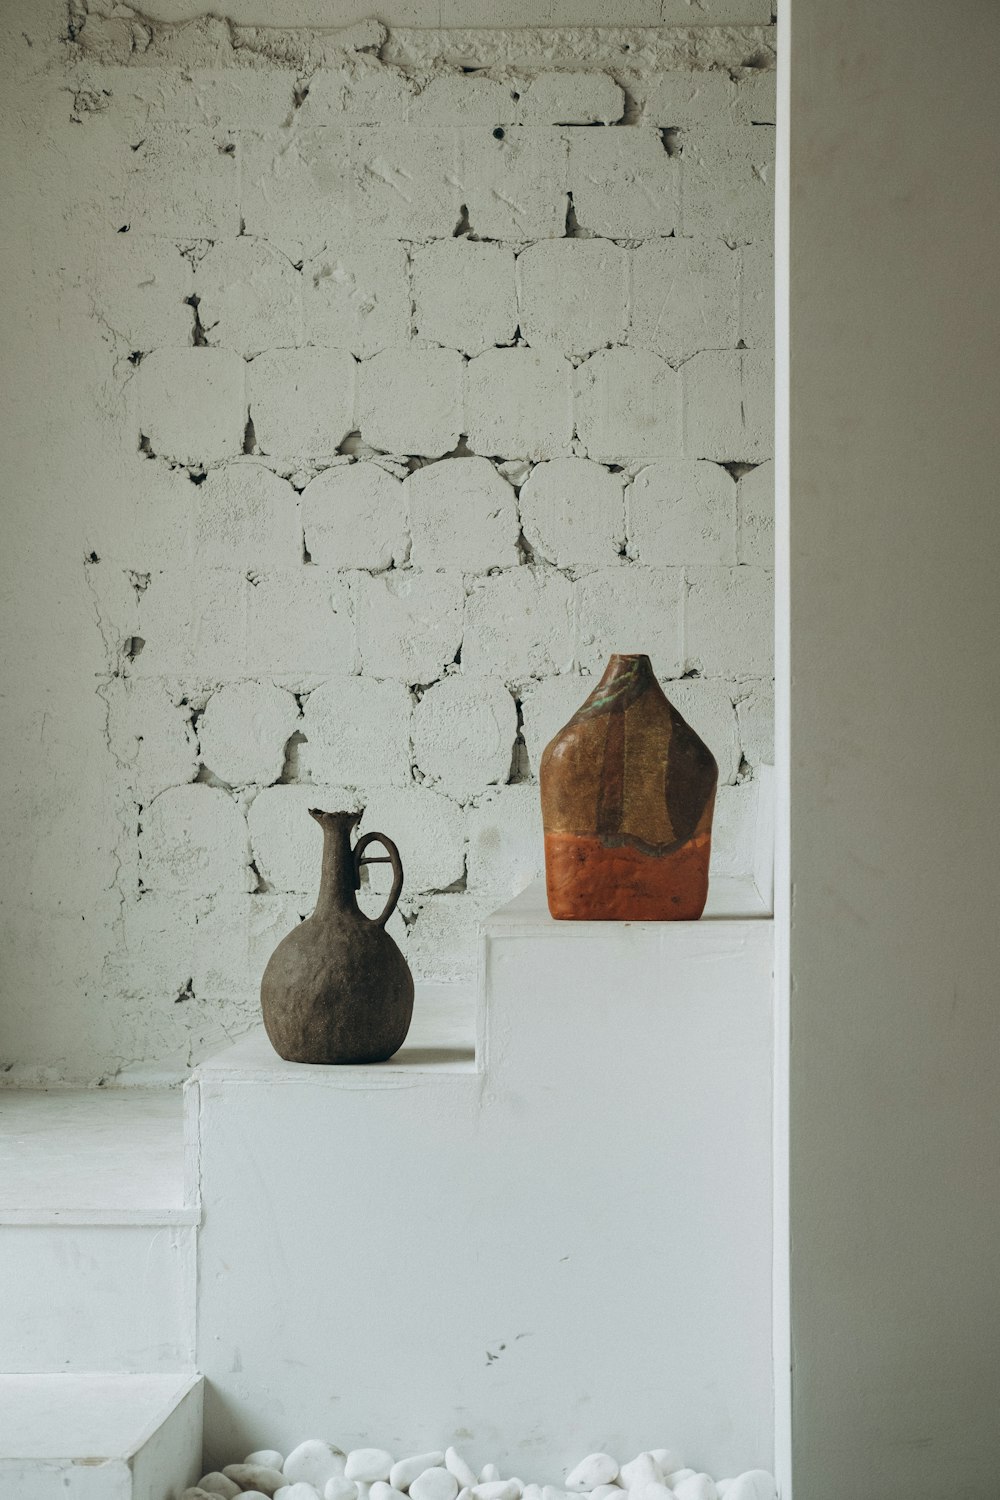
[0,1225,195,1373]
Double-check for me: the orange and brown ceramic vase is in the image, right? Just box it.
[539,654,718,921]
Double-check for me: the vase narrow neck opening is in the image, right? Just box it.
[598,654,655,691]
[311,811,361,914]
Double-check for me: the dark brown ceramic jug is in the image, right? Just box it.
[260,809,414,1064]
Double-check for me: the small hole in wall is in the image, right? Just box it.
[659,128,682,157]
[123,636,145,661]
[87,551,100,564]
[493,127,505,140]
[117,224,130,233]
[128,351,144,365]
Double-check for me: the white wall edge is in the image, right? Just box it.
[772,0,793,1493]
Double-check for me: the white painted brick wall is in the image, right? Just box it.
[72,12,774,1074]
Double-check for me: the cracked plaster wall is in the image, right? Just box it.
[0,0,774,1083]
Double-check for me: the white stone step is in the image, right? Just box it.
[0,1089,196,1372]
[0,1372,203,1499]
[189,884,774,1479]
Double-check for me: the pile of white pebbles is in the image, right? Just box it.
[183,1441,777,1500]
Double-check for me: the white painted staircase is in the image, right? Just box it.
[0,1090,203,1497]
[0,873,775,1492]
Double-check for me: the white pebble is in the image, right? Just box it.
[240,1493,272,1499]
[391,1455,446,1491]
[480,1467,501,1484]
[182,1491,221,1500]
[542,1488,571,1500]
[620,1457,663,1492]
[673,1478,717,1500]
[522,1488,544,1500]
[412,1471,460,1500]
[347,1453,395,1484]
[248,1454,287,1471]
[371,1485,408,1500]
[285,1444,349,1488]
[445,1450,478,1489]
[649,1457,683,1480]
[722,1476,776,1500]
[276,1488,322,1500]
[474,1484,520,1500]
[198,1477,241,1499]
[592,1488,622,1499]
[327,1482,359,1500]
[635,1487,673,1500]
[664,1477,695,1491]
[224,1465,287,1495]
[715,1489,731,1499]
[566,1456,619,1492]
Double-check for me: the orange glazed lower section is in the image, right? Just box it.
[544,830,711,921]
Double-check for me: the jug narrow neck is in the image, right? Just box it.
[312,811,361,917]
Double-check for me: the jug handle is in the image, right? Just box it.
[353,831,404,929]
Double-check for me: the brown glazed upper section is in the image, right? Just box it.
[540,654,717,858]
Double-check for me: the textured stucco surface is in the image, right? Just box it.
[0,1,773,1081]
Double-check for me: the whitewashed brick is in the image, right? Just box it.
[465,348,573,460]
[566,128,678,236]
[576,348,681,462]
[518,71,623,125]
[246,570,356,676]
[351,126,463,237]
[517,239,627,355]
[353,570,464,682]
[248,348,356,460]
[192,893,305,1002]
[405,892,495,983]
[412,240,517,356]
[108,894,198,1000]
[630,238,739,359]
[241,128,352,257]
[139,784,251,895]
[302,462,408,570]
[357,348,463,457]
[113,125,240,237]
[683,349,773,462]
[406,457,519,570]
[300,57,415,125]
[135,568,247,678]
[358,784,466,896]
[737,458,774,567]
[198,680,300,787]
[461,129,567,240]
[663,677,740,785]
[106,681,198,799]
[464,568,575,680]
[576,565,684,677]
[627,459,736,565]
[300,675,412,788]
[137,349,245,464]
[686,566,773,677]
[681,126,775,243]
[412,675,516,801]
[195,238,302,355]
[248,784,361,893]
[409,74,518,125]
[303,239,410,356]
[643,70,736,127]
[739,239,774,350]
[735,678,774,768]
[709,781,757,877]
[733,70,777,125]
[194,461,302,568]
[519,456,625,567]
[91,235,192,349]
[88,64,298,134]
[519,673,593,775]
[466,785,543,895]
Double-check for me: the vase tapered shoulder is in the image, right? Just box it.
[539,654,718,921]
[260,809,414,1064]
